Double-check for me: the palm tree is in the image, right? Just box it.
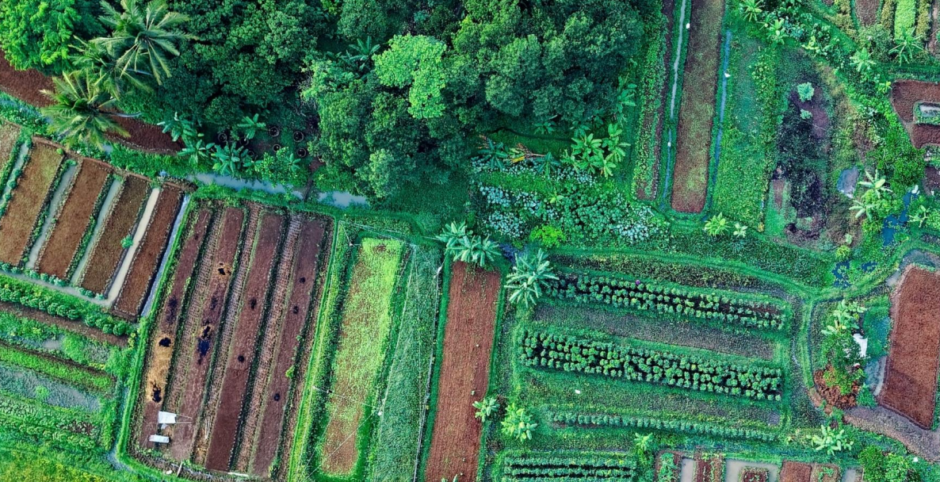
[94,0,191,85]
[473,397,498,422]
[180,138,214,167]
[41,71,129,149]
[506,249,558,308]
[211,143,245,176]
[70,39,152,98]
[741,0,763,23]
[236,114,266,140]
[850,47,875,74]
[891,30,923,64]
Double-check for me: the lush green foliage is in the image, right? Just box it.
[548,411,777,441]
[546,272,788,331]
[0,0,99,72]
[518,329,784,400]
[0,274,132,335]
[500,451,639,481]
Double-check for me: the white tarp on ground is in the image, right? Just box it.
[157,411,178,424]
[148,435,170,444]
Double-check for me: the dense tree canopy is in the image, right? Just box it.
[0,0,102,72]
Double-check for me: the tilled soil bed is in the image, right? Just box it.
[0,123,20,170]
[164,207,245,462]
[425,262,502,482]
[114,185,183,318]
[248,218,330,477]
[36,160,111,279]
[136,208,213,450]
[0,142,63,265]
[854,0,880,26]
[670,0,725,213]
[204,213,285,471]
[693,453,724,482]
[79,176,151,294]
[879,266,940,429]
[740,467,769,482]
[780,462,812,482]
[890,80,940,148]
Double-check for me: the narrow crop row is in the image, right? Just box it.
[501,451,638,480]
[547,411,777,442]
[0,275,132,335]
[547,273,786,331]
[519,330,783,400]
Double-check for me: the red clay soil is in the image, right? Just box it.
[879,266,940,429]
[165,207,245,462]
[204,213,285,471]
[0,123,21,169]
[137,208,213,450]
[780,462,812,482]
[740,468,769,482]
[113,185,183,318]
[424,262,502,482]
[670,0,725,213]
[693,453,724,482]
[813,367,859,409]
[0,143,63,265]
[79,175,150,294]
[890,80,940,148]
[35,161,111,279]
[854,0,880,26]
[636,0,677,200]
[811,464,840,482]
[0,52,180,153]
[0,300,124,345]
[249,218,330,477]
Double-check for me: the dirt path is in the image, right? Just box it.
[424,263,501,482]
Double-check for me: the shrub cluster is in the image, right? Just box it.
[546,273,786,331]
[501,451,638,481]
[519,330,783,400]
[548,412,777,442]
[0,398,98,451]
[0,276,132,335]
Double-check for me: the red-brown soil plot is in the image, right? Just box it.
[879,266,940,429]
[811,464,840,482]
[36,161,111,279]
[693,453,723,482]
[891,80,940,148]
[424,262,502,482]
[137,208,213,450]
[670,0,724,213]
[0,142,63,265]
[248,218,331,476]
[204,213,284,471]
[164,207,246,462]
[0,52,180,153]
[740,467,769,482]
[80,176,151,293]
[780,462,812,482]
[114,185,184,318]
[0,123,20,169]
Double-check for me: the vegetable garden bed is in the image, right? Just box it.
[79,175,151,294]
[879,266,940,429]
[424,262,502,482]
[316,238,405,477]
[780,461,812,482]
[670,0,725,213]
[113,185,184,318]
[204,212,285,471]
[0,123,20,174]
[0,142,63,266]
[35,160,111,280]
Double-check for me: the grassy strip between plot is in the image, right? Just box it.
[316,237,405,478]
[0,343,113,392]
[0,310,121,373]
[367,244,442,480]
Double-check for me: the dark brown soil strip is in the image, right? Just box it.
[249,218,329,476]
[0,123,21,170]
[0,52,180,153]
[879,266,940,428]
[204,213,285,471]
[855,0,881,26]
[113,185,183,318]
[79,176,150,294]
[780,461,812,482]
[670,0,725,213]
[0,300,124,345]
[693,453,724,482]
[136,207,213,450]
[36,161,111,279]
[164,207,245,462]
[425,262,501,482]
[0,143,63,265]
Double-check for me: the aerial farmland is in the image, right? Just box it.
[2,0,940,480]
